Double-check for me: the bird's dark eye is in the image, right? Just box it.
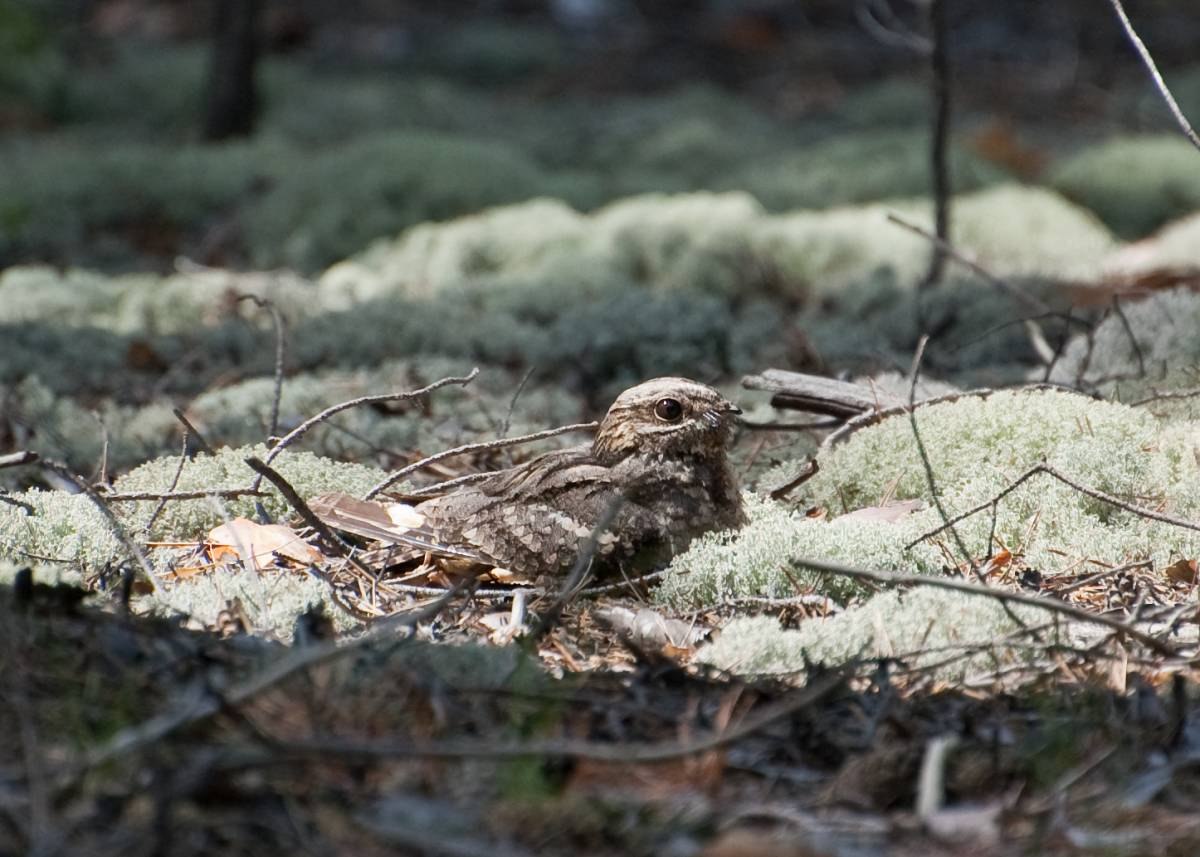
[654,397,684,422]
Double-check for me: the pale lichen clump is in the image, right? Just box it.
[799,389,1200,575]
[113,444,389,540]
[0,445,388,569]
[3,377,179,480]
[803,390,1163,513]
[655,492,943,610]
[322,186,1116,306]
[185,359,586,458]
[1048,288,1200,413]
[667,389,1200,617]
[0,490,123,569]
[696,588,1067,682]
[146,566,355,639]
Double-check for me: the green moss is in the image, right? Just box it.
[1049,136,1200,239]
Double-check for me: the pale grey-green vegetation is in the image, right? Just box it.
[1048,287,1200,412]
[664,389,1200,621]
[4,30,1200,674]
[1049,135,1200,239]
[4,31,1197,280]
[329,184,1115,304]
[656,492,943,610]
[696,588,1068,681]
[0,444,388,570]
[147,565,354,638]
[0,490,120,569]
[112,444,387,540]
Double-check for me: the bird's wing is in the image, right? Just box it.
[476,445,614,501]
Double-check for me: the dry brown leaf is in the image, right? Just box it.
[207,517,321,571]
[1165,558,1198,585]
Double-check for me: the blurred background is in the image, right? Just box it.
[4,0,1200,480]
[3,0,1198,273]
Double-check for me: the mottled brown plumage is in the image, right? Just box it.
[407,377,745,579]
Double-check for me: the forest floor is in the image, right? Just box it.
[4,5,1200,854]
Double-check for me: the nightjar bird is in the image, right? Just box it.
[400,377,745,580]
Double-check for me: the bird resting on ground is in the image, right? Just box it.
[365,377,746,581]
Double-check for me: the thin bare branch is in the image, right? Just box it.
[821,383,1096,451]
[142,428,191,537]
[500,367,535,440]
[1110,297,1146,378]
[236,293,287,441]
[1106,0,1200,152]
[906,462,1200,549]
[407,470,501,497]
[102,487,266,503]
[0,451,38,470]
[906,336,976,573]
[788,555,1181,657]
[365,420,598,500]
[919,0,952,290]
[39,459,159,593]
[172,407,214,456]
[1129,386,1200,407]
[261,369,479,478]
[887,212,1050,314]
[769,458,820,501]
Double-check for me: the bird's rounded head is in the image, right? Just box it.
[592,377,740,463]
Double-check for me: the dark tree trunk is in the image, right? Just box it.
[202,0,262,141]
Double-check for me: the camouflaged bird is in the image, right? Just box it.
[401,377,745,579]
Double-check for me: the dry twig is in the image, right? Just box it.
[102,487,267,503]
[0,451,38,470]
[236,293,287,441]
[1107,0,1200,152]
[261,369,479,475]
[142,428,192,537]
[172,407,214,456]
[39,459,159,593]
[365,420,598,500]
[906,462,1200,548]
[788,555,1182,657]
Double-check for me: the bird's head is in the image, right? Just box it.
[592,377,741,463]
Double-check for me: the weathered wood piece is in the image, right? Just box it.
[741,369,903,418]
